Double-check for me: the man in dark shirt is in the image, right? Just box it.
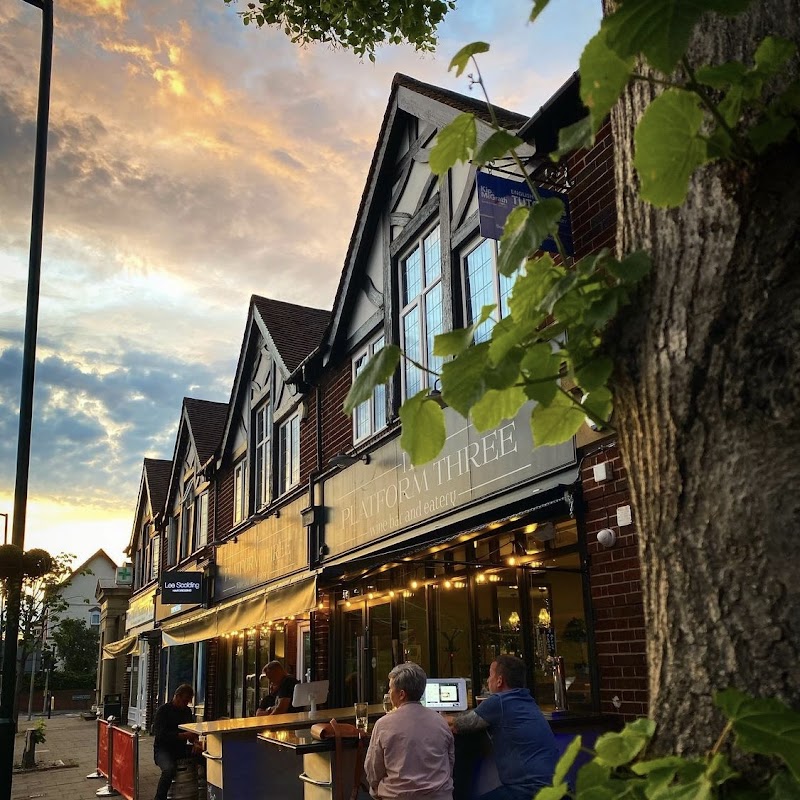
[152,684,199,800]
[258,660,299,716]
[447,655,557,800]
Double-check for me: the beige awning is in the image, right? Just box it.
[102,635,139,660]
[266,575,316,620]
[160,575,317,648]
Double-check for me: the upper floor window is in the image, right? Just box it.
[89,608,101,628]
[254,403,271,510]
[353,335,388,442]
[167,515,178,566]
[463,239,513,343]
[400,226,444,398]
[149,535,160,581]
[233,459,247,525]
[278,413,300,495]
[196,491,209,548]
[180,480,195,560]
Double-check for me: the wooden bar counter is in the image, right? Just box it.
[180,705,383,800]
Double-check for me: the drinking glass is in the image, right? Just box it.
[382,693,393,713]
[354,702,369,732]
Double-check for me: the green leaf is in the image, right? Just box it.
[532,785,568,800]
[767,769,800,800]
[717,85,745,127]
[530,389,585,446]
[498,199,565,277]
[754,36,797,78]
[471,386,527,432]
[579,27,634,133]
[714,689,800,780]
[399,391,446,465]
[594,718,654,767]
[576,357,613,393]
[695,61,748,89]
[632,756,686,776]
[440,343,491,417]
[530,0,551,23]
[605,250,652,284]
[430,113,476,177]
[634,89,707,207]
[603,0,750,75]
[434,306,494,357]
[553,735,582,786]
[474,130,524,166]
[575,760,613,797]
[748,115,796,155]
[343,344,400,413]
[552,116,594,161]
[489,315,540,366]
[449,41,490,77]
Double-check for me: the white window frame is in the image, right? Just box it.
[233,459,247,525]
[352,334,388,443]
[399,225,444,399]
[254,403,271,510]
[180,480,195,560]
[150,535,160,582]
[167,515,178,566]
[278,413,300,495]
[462,238,514,343]
[196,491,209,548]
[89,609,101,627]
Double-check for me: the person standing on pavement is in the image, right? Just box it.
[364,662,455,800]
[152,684,200,800]
[446,655,557,800]
[257,660,300,716]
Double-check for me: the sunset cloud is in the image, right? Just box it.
[0,0,601,567]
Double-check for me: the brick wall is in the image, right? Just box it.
[566,119,616,258]
[319,360,354,464]
[299,389,319,486]
[580,440,648,720]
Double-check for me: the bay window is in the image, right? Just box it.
[464,238,513,343]
[233,459,247,525]
[254,403,271,510]
[278,413,300,494]
[353,335,388,441]
[400,226,444,398]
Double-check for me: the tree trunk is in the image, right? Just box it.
[607,0,800,756]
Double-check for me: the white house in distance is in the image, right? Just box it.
[47,549,118,657]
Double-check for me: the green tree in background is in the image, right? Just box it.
[51,618,99,677]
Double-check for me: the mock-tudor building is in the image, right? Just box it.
[124,72,646,736]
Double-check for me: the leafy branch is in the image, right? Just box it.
[534,691,800,799]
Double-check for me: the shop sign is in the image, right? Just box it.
[160,572,203,605]
[125,587,155,632]
[325,402,575,556]
[476,171,574,256]
[214,496,306,600]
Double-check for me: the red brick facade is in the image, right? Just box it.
[581,442,647,719]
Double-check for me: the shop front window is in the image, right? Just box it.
[166,644,195,701]
[433,580,472,683]
[245,632,258,717]
[398,588,429,674]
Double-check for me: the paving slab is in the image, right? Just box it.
[11,714,162,800]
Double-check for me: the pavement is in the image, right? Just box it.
[11,713,162,800]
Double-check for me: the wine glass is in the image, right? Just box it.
[382,693,393,713]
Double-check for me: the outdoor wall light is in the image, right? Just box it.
[329,452,371,468]
[597,527,617,548]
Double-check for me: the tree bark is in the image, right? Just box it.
[607,0,800,756]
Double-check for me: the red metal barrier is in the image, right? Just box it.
[97,718,110,777]
[110,725,138,800]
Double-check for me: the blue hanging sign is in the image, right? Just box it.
[476,171,574,256]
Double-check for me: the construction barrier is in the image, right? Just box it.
[87,717,140,799]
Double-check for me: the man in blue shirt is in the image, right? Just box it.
[448,655,557,800]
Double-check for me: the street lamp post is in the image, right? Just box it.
[0,2,53,798]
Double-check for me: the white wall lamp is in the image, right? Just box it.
[329,452,370,468]
[597,528,617,548]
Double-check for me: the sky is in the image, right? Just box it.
[0,0,601,571]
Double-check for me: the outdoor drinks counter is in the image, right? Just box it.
[182,708,615,800]
[180,704,383,800]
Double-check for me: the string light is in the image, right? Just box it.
[444,580,452,589]
[476,573,486,583]
[410,580,419,590]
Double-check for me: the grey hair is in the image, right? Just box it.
[388,662,427,702]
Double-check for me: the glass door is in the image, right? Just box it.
[367,601,392,702]
[341,604,364,706]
